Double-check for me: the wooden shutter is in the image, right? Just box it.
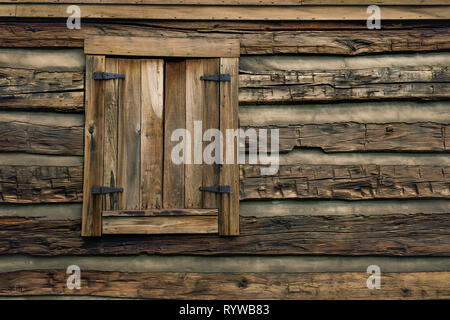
[82,53,239,236]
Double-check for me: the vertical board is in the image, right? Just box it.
[103,58,119,211]
[117,59,141,210]
[185,59,205,208]
[219,57,240,236]
[81,55,105,237]
[202,59,220,209]
[163,60,186,208]
[141,59,164,209]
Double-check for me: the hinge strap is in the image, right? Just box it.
[200,74,231,82]
[199,185,231,193]
[92,186,124,195]
[93,72,125,80]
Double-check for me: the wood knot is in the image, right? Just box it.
[238,278,248,289]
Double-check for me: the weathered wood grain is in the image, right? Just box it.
[240,164,450,200]
[103,209,218,217]
[239,66,450,103]
[245,123,450,153]
[0,121,83,155]
[0,67,83,95]
[81,55,105,237]
[219,58,240,236]
[85,36,240,57]
[103,215,218,234]
[140,59,164,210]
[117,59,141,211]
[1,22,448,55]
[0,92,84,113]
[10,4,450,20]
[1,1,447,5]
[0,270,449,299]
[0,213,449,256]
[3,164,450,203]
[163,60,186,208]
[0,165,82,203]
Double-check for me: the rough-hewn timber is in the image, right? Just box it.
[0,22,449,55]
[240,164,450,200]
[0,270,449,299]
[0,214,449,256]
[4,164,450,203]
[0,121,83,155]
[239,66,450,104]
[245,123,450,153]
[0,165,82,203]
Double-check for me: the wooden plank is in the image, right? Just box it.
[1,213,450,256]
[140,59,164,210]
[2,22,449,56]
[3,164,450,203]
[0,92,84,113]
[1,122,447,159]
[185,59,205,208]
[1,270,449,299]
[240,164,450,200]
[85,36,240,57]
[163,60,186,208]
[103,58,119,212]
[117,59,141,210]
[103,209,218,217]
[0,165,82,203]
[0,67,83,95]
[239,66,450,104]
[202,59,220,209]
[219,58,240,236]
[12,5,450,20]
[0,121,83,155]
[103,216,218,234]
[81,55,105,237]
[2,1,448,5]
[245,123,448,153]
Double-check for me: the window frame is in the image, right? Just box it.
[81,36,240,237]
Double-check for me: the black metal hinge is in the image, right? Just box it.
[91,186,124,195]
[199,185,231,193]
[93,72,125,80]
[200,73,231,82]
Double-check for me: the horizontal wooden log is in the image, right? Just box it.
[245,123,450,153]
[3,164,450,203]
[1,213,449,256]
[0,165,82,203]
[0,67,83,95]
[0,269,449,299]
[0,22,448,55]
[1,1,447,5]
[0,121,83,155]
[239,66,450,103]
[0,91,84,112]
[103,216,219,234]
[7,5,450,20]
[240,164,450,200]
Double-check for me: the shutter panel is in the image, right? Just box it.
[82,56,239,236]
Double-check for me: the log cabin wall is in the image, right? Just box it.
[0,1,450,299]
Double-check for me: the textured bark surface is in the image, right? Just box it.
[0,21,448,55]
[245,123,450,153]
[240,164,450,200]
[239,66,450,103]
[0,269,449,299]
[0,214,449,256]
